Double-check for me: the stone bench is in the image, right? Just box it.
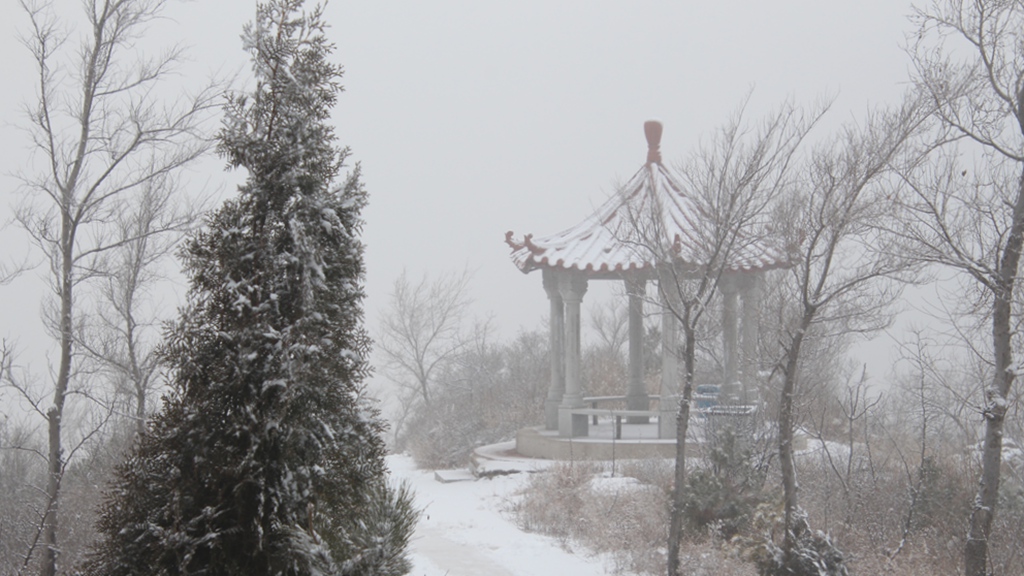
[567,408,663,439]
[700,404,756,416]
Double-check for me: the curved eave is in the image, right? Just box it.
[509,248,659,278]
[506,159,792,279]
[507,238,791,279]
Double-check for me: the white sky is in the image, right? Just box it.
[0,0,917,388]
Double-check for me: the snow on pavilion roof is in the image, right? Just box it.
[505,121,789,278]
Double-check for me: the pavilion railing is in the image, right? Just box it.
[570,390,756,439]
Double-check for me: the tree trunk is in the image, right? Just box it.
[42,226,74,576]
[780,315,809,562]
[41,408,61,576]
[965,291,1012,576]
[135,382,147,437]
[127,312,147,437]
[964,167,1024,576]
[667,323,695,576]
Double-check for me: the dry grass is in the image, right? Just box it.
[511,460,757,576]
[507,447,1024,576]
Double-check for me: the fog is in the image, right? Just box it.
[7,3,1023,575]
[0,0,915,386]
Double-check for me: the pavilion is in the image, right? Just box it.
[504,121,787,456]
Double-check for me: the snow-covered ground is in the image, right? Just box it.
[387,454,622,576]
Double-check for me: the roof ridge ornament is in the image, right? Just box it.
[644,120,663,165]
[504,230,523,251]
[506,120,790,277]
[522,233,546,255]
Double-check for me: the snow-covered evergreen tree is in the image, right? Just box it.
[82,2,414,574]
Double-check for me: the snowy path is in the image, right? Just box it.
[387,455,618,576]
[411,528,517,576]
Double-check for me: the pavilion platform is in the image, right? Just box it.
[515,424,677,460]
[513,396,756,461]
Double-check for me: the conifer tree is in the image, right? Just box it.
[83,2,414,574]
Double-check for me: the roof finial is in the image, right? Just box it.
[644,120,663,165]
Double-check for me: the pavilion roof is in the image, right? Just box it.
[505,121,789,278]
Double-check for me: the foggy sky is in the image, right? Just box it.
[0,0,916,390]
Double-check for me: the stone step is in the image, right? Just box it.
[433,469,476,483]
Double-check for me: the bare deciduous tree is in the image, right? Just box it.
[615,97,823,576]
[770,98,924,571]
[807,366,882,531]
[9,1,219,574]
[902,2,1024,573]
[79,177,202,436]
[0,342,10,394]
[884,330,955,565]
[668,101,825,576]
[589,298,629,358]
[377,269,473,442]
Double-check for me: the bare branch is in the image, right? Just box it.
[904,3,1024,572]
[377,269,474,409]
[8,1,222,574]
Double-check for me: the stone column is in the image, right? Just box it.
[658,282,679,439]
[558,273,589,437]
[625,277,649,422]
[740,274,763,403]
[543,269,565,430]
[721,275,740,401]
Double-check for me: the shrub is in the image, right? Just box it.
[683,423,768,540]
[403,331,547,468]
[913,456,970,531]
[334,480,420,576]
[511,461,670,575]
[746,507,848,576]
[511,462,595,544]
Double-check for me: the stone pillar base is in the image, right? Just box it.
[626,393,651,424]
[558,407,589,438]
[544,399,560,430]
[658,396,679,440]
